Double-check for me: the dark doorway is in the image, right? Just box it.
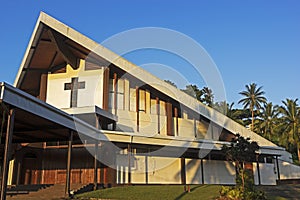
[20,153,39,185]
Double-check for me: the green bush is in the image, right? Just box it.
[219,186,243,200]
[218,186,267,200]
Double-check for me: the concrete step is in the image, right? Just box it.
[6,184,86,200]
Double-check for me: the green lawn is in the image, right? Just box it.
[75,185,299,200]
[75,185,222,200]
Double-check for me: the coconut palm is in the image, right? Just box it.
[238,83,267,131]
[202,87,214,107]
[258,102,279,140]
[181,84,203,101]
[214,101,235,118]
[279,98,300,162]
[214,101,230,115]
[231,108,252,126]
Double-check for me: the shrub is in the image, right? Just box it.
[219,135,267,200]
[218,186,267,200]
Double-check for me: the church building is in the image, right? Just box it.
[1,12,300,199]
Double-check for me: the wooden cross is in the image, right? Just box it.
[64,77,85,107]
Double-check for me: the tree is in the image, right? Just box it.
[181,85,215,107]
[201,87,214,107]
[214,102,257,127]
[231,108,252,126]
[222,134,259,191]
[181,84,203,101]
[279,98,300,162]
[164,80,177,88]
[238,83,267,131]
[214,101,234,117]
[220,134,266,200]
[257,102,279,140]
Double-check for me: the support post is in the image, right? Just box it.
[145,149,149,184]
[127,144,131,185]
[201,159,204,184]
[136,86,139,132]
[0,108,15,200]
[16,160,21,186]
[94,141,99,190]
[256,156,261,185]
[181,158,186,185]
[65,131,73,197]
[276,156,280,182]
[94,116,100,190]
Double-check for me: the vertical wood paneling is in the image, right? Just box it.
[39,74,48,101]
[102,68,110,110]
[166,102,174,136]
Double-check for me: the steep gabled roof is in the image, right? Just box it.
[15,12,278,147]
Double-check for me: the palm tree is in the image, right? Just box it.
[201,87,214,107]
[238,83,267,131]
[230,108,252,127]
[214,101,234,117]
[279,98,300,162]
[181,84,203,101]
[258,102,279,140]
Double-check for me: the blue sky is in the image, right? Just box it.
[0,0,299,107]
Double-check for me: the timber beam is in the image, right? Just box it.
[48,30,79,70]
[22,68,49,73]
[50,62,67,73]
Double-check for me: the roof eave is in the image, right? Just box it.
[14,12,46,88]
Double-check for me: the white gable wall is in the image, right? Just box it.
[77,70,103,108]
[46,60,104,110]
[46,77,71,108]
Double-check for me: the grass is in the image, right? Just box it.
[75,184,300,200]
[75,185,222,200]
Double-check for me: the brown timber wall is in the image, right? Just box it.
[13,146,115,185]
